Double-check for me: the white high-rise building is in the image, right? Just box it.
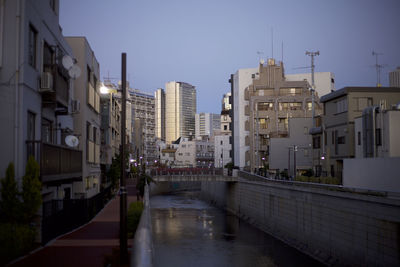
[195,113,220,139]
[165,81,196,144]
[230,68,258,168]
[285,72,335,97]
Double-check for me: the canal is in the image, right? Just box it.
[151,191,323,267]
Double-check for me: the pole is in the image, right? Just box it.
[306,51,319,128]
[293,145,297,178]
[120,52,128,263]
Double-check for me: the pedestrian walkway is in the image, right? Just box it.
[10,179,138,267]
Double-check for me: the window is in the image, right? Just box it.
[220,140,223,145]
[50,0,56,12]
[307,102,312,111]
[43,42,54,71]
[27,112,36,141]
[356,97,372,111]
[258,102,274,111]
[279,102,302,111]
[28,24,37,67]
[375,129,382,146]
[336,99,348,113]
[338,136,345,144]
[259,118,268,129]
[41,118,53,143]
[279,88,301,96]
[313,136,321,149]
[224,125,227,130]
[357,132,361,146]
[93,127,97,143]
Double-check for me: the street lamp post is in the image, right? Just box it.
[120,53,128,263]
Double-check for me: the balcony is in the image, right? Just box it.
[40,65,69,111]
[26,141,82,183]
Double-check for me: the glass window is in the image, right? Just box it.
[28,24,37,67]
[41,118,53,143]
[27,112,36,141]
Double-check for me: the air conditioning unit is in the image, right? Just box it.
[39,72,54,92]
[71,99,80,113]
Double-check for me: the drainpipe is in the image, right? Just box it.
[372,106,379,157]
[0,0,4,68]
[14,0,22,178]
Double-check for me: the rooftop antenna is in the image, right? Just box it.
[271,28,274,59]
[305,50,320,128]
[372,50,384,87]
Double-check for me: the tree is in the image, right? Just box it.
[0,163,21,223]
[136,165,155,197]
[21,156,42,223]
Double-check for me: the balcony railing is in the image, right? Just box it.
[26,141,82,183]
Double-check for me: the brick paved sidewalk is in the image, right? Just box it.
[10,179,138,267]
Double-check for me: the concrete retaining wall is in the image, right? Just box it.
[200,177,400,266]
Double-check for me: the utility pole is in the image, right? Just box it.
[305,51,319,128]
[372,50,384,87]
[120,53,128,264]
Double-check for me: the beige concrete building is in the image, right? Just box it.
[65,37,101,199]
[389,67,400,87]
[100,84,121,173]
[312,87,400,181]
[244,59,322,172]
[165,81,196,144]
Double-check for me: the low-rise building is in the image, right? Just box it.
[269,118,313,176]
[66,37,101,199]
[312,86,400,181]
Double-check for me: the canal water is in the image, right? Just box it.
[151,191,323,267]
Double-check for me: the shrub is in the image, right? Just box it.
[0,163,21,223]
[0,223,36,266]
[127,201,144,238]
[22,156,42,223]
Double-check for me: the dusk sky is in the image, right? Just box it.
[60,0,400,113]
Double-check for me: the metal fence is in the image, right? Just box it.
[41,186,113,244]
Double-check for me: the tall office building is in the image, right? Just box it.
[165,81,196,143]
[195,113,220,139]
[155,88,166,140]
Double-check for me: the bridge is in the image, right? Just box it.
[150,168,238,182]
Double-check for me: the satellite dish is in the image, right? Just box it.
[65,135,79,147]
[68,65,81,79]
[62,55,74,70]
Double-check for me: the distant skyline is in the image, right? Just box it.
[60,0,400,113]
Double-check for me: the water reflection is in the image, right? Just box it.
[151,191,322,267]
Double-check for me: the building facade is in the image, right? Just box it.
[269,118,313,176]
[389,67,400,87]
[243,59,322,172]
[195,112,220,139]
[312,87,400,181]
[155,88,165,141]
[0,0,82,201]
[285,72,335,97]
[165,81,196,143]
[65,37,101,199]
[129,89,156,163]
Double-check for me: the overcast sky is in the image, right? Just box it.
[60,0,400,113]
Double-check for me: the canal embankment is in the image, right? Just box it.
[200,172,400,266]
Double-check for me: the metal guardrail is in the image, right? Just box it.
[131,183,153,267]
